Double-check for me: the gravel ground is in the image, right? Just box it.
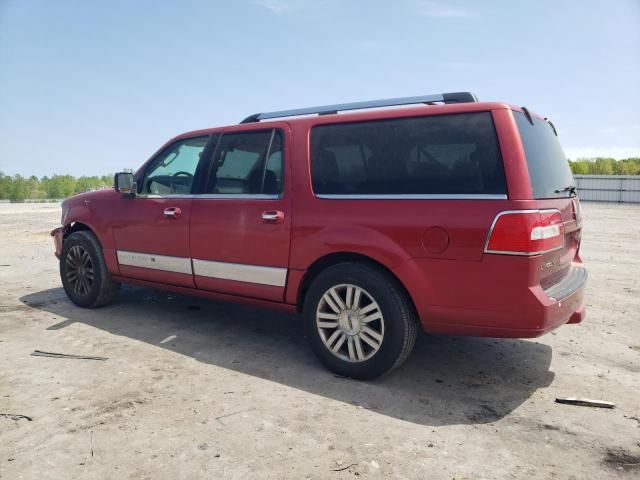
[1,201,639,479]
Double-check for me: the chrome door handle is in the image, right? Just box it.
[163,207,182,218]
[261,210,285,224]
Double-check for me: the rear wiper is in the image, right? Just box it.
[555,185,577,197]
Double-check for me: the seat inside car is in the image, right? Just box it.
[247,168,278,194]
[314,149,339,193]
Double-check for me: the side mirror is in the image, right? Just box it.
[114,172,136,196]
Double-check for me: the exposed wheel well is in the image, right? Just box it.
[63,222,92,240]
[296,252,417,317]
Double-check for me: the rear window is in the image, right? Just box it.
[310,112,506,197]
[514,111,575,199]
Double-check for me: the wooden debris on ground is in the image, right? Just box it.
[555,397,615,408]
[31,350,108,361]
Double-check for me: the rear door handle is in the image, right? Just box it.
[164,207,182,218]
[261,210,285,224]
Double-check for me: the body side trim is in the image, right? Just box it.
[135,194,281,200]
[192,259,287,287]
[117,251,193,274]
[116,251,288,287]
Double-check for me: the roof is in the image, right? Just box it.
[173,95,527,141]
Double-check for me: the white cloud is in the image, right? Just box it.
[352,39,380,50]
[254,0,337,15]
[415,1,475,18]
[564,147,640,160]
[253,0,297,15]
[444,61,479,69]
[597,124,640,134]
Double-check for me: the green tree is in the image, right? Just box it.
[101,174,113,186]
[591,158,615,175]
[27,175,46,199]
[9,175,28,202]
[0,172,12,199]
[47,175,77,198]
[569,160,589,174]
[614,159,640,175]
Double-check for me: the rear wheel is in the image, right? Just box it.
[60,231,120,308]
[304,263,417,379]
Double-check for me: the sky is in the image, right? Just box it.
[0,0,639,177]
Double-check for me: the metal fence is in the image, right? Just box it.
[574,175,640,203]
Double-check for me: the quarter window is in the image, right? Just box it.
[207,130,283,195]
[141,136,209,195]
[310,112,506,196]
[514,112,574,199]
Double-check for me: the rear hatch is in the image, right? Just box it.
[513,110,583,295]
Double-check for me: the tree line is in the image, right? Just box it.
[1,157,640,201]
[0,173,113,201]
[568,157,640,175]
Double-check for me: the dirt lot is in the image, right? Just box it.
[0,202,639,479]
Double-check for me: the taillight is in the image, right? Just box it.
[485,209,564,255]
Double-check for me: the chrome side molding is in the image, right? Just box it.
[192,259,287,287]
[116,250,287,287]
[117,251,192,274]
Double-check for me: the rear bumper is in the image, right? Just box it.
[51,227,63,258]
[423,294,585,338]
[568,302,586,324]
[394,257,587,338]
[525,268,587,336]
[543,266,587,303]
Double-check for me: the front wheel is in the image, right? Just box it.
[304,263,418,380]
[60,231,120,308]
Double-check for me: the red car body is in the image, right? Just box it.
[53,99,586,339]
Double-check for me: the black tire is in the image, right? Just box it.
[60,231,120,308]
[304,262,417,380]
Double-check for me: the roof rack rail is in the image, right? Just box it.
[240,91,478,124]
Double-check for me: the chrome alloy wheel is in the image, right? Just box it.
[316,284,385,362]
[65,245,94,295]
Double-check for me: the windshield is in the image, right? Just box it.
[514,111,575,199]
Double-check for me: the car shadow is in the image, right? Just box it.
[20,286,555,426]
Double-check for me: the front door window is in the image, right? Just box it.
[141,136,209,195]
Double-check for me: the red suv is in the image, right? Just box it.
[52,92,587,379]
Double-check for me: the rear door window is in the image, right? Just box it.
[206,130,283,195]
[514,111,575,199]
[310,112,506,197]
